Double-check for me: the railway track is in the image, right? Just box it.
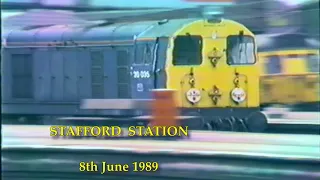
[2,134,320,180]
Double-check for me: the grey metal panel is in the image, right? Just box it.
[138,18,198,38]
[116,48,132,98]
[33,48,51,101]
[4,19,197,45]
[3,48,33,54]
[76,49,91,100]
[34,26,68,43]
[46,22,153,44]
[71,22,152,43]
[11,53,33,99]
[1,103,149,116]
[81,99,152,110]
[2,29,14,40]
[103,49,118,99]
[50,49,64,101]
[3,48,34,101]
[63,25,118,43]
[6,29,40,44]
[90,50,105,98]
[1,50,11,101]
[112,21,154,40]
[63,50,78,101]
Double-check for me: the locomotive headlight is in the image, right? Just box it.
[231,87,246,103]
[186,88,201,104]
[212,32,217,39]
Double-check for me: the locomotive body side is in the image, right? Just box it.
[257,34,320,111]
[1,20,198,118]
[2,23,159,118]
[259,49,320,110]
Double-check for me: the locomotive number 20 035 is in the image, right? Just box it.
[133,71,150,78]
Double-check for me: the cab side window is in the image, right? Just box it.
[307,54,320,73]
[135,43,154,64]
[173,35,203,65]
[265,55,282,74]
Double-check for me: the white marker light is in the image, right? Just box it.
[231,88,246,103]
[212,32,217,39]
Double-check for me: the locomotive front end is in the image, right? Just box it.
[165,18,268,132]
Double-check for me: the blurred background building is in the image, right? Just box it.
[224,0,319,38]
[299,0,320,39]
[1,0,319,37]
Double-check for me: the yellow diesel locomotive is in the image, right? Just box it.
[257,33,320,111]
[2,18,267,131]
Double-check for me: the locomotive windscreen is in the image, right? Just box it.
[227,35,255,65]
[172,35,203,66]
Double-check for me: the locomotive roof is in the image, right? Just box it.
[256,33,320,52]
[3,18,204,46]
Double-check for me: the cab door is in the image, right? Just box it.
[131,41,154,99]
[154,37,169,89]
[131,38,169,99]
